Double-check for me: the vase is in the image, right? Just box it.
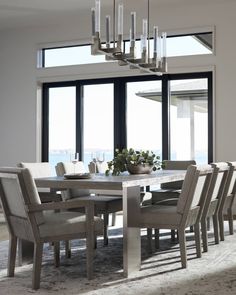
[126,164,153,175]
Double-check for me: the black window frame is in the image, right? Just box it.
[42,71,213,164]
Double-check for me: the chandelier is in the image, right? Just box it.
[91,0,167,75]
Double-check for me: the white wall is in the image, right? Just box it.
[0,0,235,166]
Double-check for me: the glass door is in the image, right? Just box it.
[126,80,162,158]
[170,78,209,164]
[82,83,114,168]
[48,86,76,169]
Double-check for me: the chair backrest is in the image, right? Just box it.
[176,164,213,225]
[210,162,229,201]
[0,167,44,241]
[201,162,229,219]
[18,162,52,178]
[226,162,236,196]
[18,162,53,193]
[221,161,236,215]
[55,162,91,200]
[88,161,108,174]
[161,160,196,189]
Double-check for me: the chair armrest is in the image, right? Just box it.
[27,199,94,212]
[153,198,179,206]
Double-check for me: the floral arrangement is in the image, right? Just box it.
[105,148,161,176]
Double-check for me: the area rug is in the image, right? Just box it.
[1,217,236,295]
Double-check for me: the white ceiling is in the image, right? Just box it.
[0,0,232,30]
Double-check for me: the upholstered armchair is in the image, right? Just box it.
[200,162,230,252]
[56,161,122,246]
[0,167,103,290]
[134,164,213,268]
[218,161,236,241]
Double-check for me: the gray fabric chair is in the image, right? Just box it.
[201,162,230,252]
[56,162,122,246]
[0,167,103,290]
[147,160,196,242]
[150,160,197,205]
[218,161,236,241]
[135,164,213,268]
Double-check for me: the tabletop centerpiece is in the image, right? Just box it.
[105,148,161,176]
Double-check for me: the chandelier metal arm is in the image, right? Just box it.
[91,0,167,75]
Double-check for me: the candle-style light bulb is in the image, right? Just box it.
[142,19,148,49]
[153,26,158,53]
[162,32,167,58]
[130,12,136,42]
[106,15,110,45]
[91,8,95,37]
[118,3,124,35]
[157,36,161,61]
[95,0,100,33]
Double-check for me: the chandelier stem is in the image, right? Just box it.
[113,0,116,48]
[147,0,150,61]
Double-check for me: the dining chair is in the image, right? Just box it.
[150,160,197,205]
[56,161,122,246]
[218,161,236,241]
[17,162,63,263]
[88,160,118,226]
[88,160,108,174]
[201,162,230,252]
[136,164,213,268]
[147,160,196,242]
[0,167,103,290]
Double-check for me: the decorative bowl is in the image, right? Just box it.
[126,164,154,175]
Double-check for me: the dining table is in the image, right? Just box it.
[34,169,186,277]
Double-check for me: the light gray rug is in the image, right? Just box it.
[1,217,236,295]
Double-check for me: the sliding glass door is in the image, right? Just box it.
[126,80,162,157]
[47,86,76,169]
[82,83,114,167]
[170,77,210,164]
[42,72,212,166]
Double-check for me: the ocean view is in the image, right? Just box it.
[49,149,207,175]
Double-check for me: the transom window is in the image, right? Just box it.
[42,32,213,68]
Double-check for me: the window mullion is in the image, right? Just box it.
[162,75,170,160]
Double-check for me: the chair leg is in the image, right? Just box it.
[178,229,187,268]
[194,223,202,258]
[154,229,160,249]
[147,228,153,253]
[219,212,225,241]
[32,242,43,290]
[171,230,176,241]
[228,208,234,235]
[65,240,71,258]
[86,229,94,280]
[7,235,17,277]
[201,219,208,253]
[103,213,109,246]
[54,241,60,267]
[111,213,116,226]
[207,217,211,231]
[213,214,220,244]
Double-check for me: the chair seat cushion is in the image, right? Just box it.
[151,189,181,204]
[140,205,182,228]
[39,211,103,238]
